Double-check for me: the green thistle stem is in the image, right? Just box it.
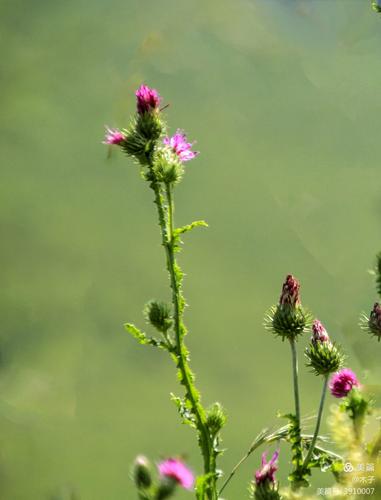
[290,339,301,425]
[151,176,216,499]
[303,375,328,468]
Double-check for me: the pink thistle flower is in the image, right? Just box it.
[163,130,199,162]
[255,450,279,486]
[158,458,194,490]
[329,368,359,398]
[136,84,161,114]
[311,319,330,344]
[279,274,300,307]
[103,126,125,145]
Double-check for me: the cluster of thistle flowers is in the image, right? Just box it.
[104,84,198,184]
[259,274,371,497]
[132,456,194,500]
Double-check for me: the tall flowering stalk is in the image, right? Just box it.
[265,275,312,488]
[303,320,344,468]
[104,85,224,500]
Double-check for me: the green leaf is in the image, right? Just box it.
[174,220,208,237]
[124,323,165,348]
[170,393,196,428]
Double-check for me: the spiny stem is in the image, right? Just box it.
[151,177,215,499]
[290,339,301,425]
[303,375,328,467]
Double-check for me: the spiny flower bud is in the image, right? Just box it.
[264,275,312,341]
[132,455,152,489]
[144,300,172,333]
[156,477,177,500]
[206,402,227,437]
[153,149,184,184]
[329,368,359,398]
[136,110,164,142]
[361,302,381,342]
[306,319,344,376]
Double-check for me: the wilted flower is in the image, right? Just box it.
[163,130,198,162]
[255,450,279,486]
[311,319,329,344]
[329,368,359,398]
[103,126,125,145]
[279,274,300,307]
[158,458,194,490]
[136,84,161,114]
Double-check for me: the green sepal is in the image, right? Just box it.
[305,341,344,376]
[170,393,196,428]
[360,311,381,342]
[250,482,282,500]
[264,304,312,341]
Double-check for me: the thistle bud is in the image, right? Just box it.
[206,402,227,437]
[156,477,177,500]
[305,319,344,376]
[153,149,184,184]
[144,300,172,333]
[366,303,381,341]
[305,341,344,376]
[264,275,312,341]
[133,455,152,489]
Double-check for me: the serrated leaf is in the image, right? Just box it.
[124,323,165,348]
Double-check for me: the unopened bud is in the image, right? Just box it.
[133,455,152,489]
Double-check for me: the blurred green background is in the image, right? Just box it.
[1,0,381,498]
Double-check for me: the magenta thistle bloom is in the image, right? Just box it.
[103,126,125,145]
[136,84,161,114]
[329,368,359,398]
[163,130,198,162]
[311,319,330,344]
[158,458,194,490]
[279,274,300,307]
[255,450,279,486]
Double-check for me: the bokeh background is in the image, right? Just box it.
[1,0,381,498]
